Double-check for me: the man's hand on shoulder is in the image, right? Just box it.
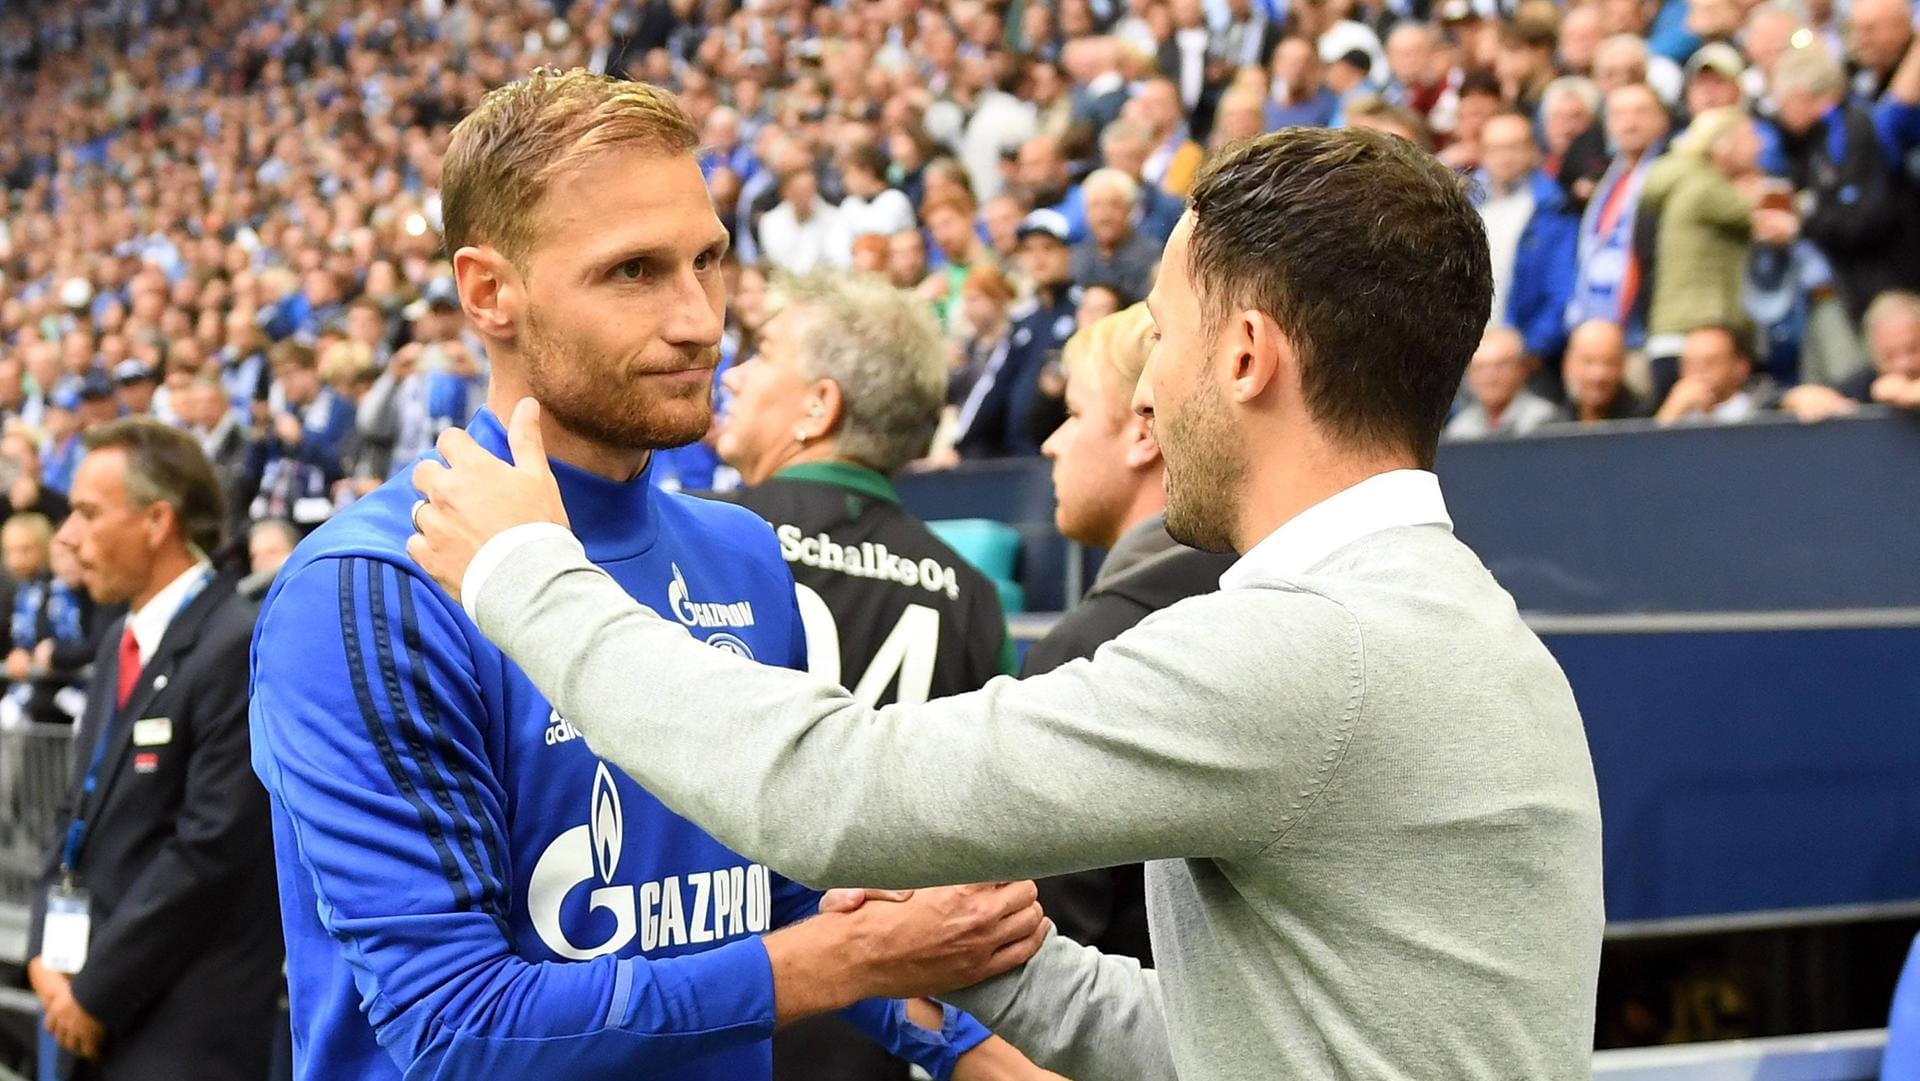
[408,397,570,604]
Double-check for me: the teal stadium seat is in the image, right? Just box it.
[927,518,1026,614]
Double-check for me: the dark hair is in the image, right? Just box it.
[1186,127,1492,470]
[1499,15,1559,51]
[840,142,889,179]
[269,340,318,371]
[83,417,227,556]
[1690,320,1755,362]
[1458,70,1504,100]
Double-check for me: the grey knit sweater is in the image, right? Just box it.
[469,521,1603,1081]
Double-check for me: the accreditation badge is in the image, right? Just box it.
[40,884,91,975]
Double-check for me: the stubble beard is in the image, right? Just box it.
[520,305,715,453]
[1159,371,1246,555]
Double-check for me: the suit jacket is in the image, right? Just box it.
[30,573,281,1081]
[1020,518,1237,966]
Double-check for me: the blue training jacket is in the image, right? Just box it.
[250,409,989,1081]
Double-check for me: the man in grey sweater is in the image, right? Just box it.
[407,128,1605,1080]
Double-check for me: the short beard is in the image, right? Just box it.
[520,305,715,453]
[1159,366,1245,555]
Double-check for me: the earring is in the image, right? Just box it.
[793,426,810,444]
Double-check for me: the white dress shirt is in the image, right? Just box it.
[1220,469,1453,589]
[755,198,849,274]
[1477,178,1535,332]
[128,560,213,665]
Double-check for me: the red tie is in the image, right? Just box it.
[116,625,142,712]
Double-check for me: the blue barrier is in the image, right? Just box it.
[1591,1028,1885,1080]
[1439,411,1920,614]
[1548,616,1920,922]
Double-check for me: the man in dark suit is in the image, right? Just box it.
[25,418,280,1081]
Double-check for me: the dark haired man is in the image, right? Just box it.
[28,419,281,1081]
[412,127,1605,1081]
[1655,322,1774,423]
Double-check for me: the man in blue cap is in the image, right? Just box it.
[953,211,1079,459]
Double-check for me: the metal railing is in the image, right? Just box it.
[0,723,73,968]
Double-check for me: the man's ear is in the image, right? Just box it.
[452,245,521,344]
[1122,409,1162,470]
[1224,308,1288,405]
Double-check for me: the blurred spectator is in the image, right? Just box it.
[1072,170,1162,305]
[1560,6,1606,76]
[1595,33,1685,105]
[1567,82,1670,341]
[1476,111,1579,375]
[1347,94,1436,148]
[239,518,301,601]
[1095,121,1187,243]
[1137,79,1207,198]
[918,195,995,322]
[185,377,255,546]
[1683,43,1748,123]
[1848,0,1916,103]
[851,235,891,277]
[1326,48,1381,127]
[837,143,918,256]
[41,390,86,496]
[937,265,1020,465]
[5,535,98,727]
[885,229,931,292]
[960,52,1039,201]
[1218,0,1278,73]
[113,361,159,419]
[1784,291,1920,419]
[1439,72,1502,171]
[1563,319,1650,422]
[1160,0,1227,138]
[1448,327,1566,438]
[1656,322,1779,422]
[759,169,849,274]
[1268,37,1340,129]
[1639,107,1765,388]
[247,342,349,532]
[1385,23,1448,118]
[1015,133,1090,242]
[1744,1,1810,110]
[1541,76,1610,209]
[1077,284,1128,331]
[1758,42,1920,324]
[1210,87,1268,150]
[954,210,1076,459]
[1,428,68,524]
[4,512,53,681]
[1495,12,1561,114]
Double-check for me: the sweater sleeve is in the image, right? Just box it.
[251,556,781,1079]
[465,531,1362,888]
[941,930,1176,1080]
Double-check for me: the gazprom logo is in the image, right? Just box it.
[528,756,775,960]
[667,564,756,629]
[590,763,622,885]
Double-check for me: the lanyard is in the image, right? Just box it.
[60,567,212,880]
